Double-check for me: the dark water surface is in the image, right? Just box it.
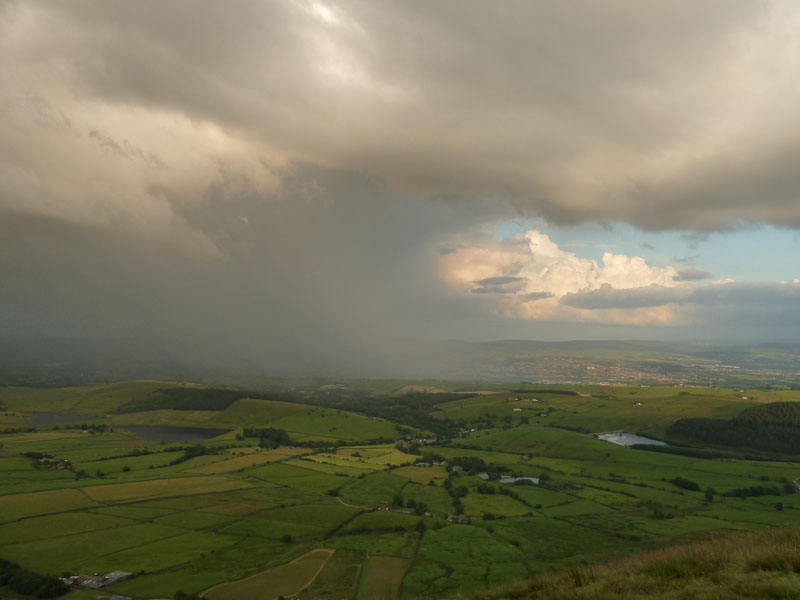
[123,426,230,443]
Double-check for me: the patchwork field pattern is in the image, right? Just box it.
[1,380,800,599]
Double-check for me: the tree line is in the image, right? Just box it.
[0,559,68,598]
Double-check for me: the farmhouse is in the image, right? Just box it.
[65,571,134,590]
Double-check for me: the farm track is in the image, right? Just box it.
[200,548,335,599]
[336,496,370,509]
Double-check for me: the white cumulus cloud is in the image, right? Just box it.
[440,229,684,325]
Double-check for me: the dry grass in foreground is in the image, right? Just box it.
[474,527,800,600]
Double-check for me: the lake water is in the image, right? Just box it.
[31,413,100,425]
[596,432,667,446]
[123,426,230,443]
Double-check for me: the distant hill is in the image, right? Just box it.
[414,339,800,385]
[1,337,799,386]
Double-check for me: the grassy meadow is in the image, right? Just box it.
[0,380,799,599]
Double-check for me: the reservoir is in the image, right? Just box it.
[596,432,667,446]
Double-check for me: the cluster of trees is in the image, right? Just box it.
[390,495,429,515]
[670,477,701,492]
[631,443,755,460]
[21,452,54,460]
[443,477,466,514]
[49,423,107,433]
[96,447,155,461]
[169,444,218,466]
[304,390,471,438]
[0,559,68,598]
[667,413,800,456]
[737,402,800,427]
[241,427,292,449]
[723,485,782,498]
[446,456,509,476]
[477,482,496,494]
[2,426,37,434]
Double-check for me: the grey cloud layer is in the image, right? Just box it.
[561,282,800,311]
[674,269,713,282]
[6,0,799,229]
[3,0,800,369]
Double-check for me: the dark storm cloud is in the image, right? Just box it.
[522,292,554,302]
[472,275,526,295]
[674,269,713,282]
[5,0,793,229]
[475,276,525,286]
[561,284,687,310]
[3,0,800,366]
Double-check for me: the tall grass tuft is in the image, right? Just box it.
[472,526,800,600]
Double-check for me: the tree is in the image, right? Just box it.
[453,499,464,514]
[477,483,496,495]
[705,487,715,502]
[670,477,700,492]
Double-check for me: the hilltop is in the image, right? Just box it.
[475,526,800,600]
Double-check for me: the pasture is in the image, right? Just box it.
[358,556,411,600]
[203,548,334,600]
[1,380,800,599]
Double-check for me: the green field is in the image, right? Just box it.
[204,548,334,600]
[1,380,800,599]
[359,555,411,600]
[298,549,363,599]
[82,475,253,502]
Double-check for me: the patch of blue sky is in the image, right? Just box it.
[496,220,800,283]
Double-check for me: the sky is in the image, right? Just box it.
[2,1,800,372]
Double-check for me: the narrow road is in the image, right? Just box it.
[336,496,370,509]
